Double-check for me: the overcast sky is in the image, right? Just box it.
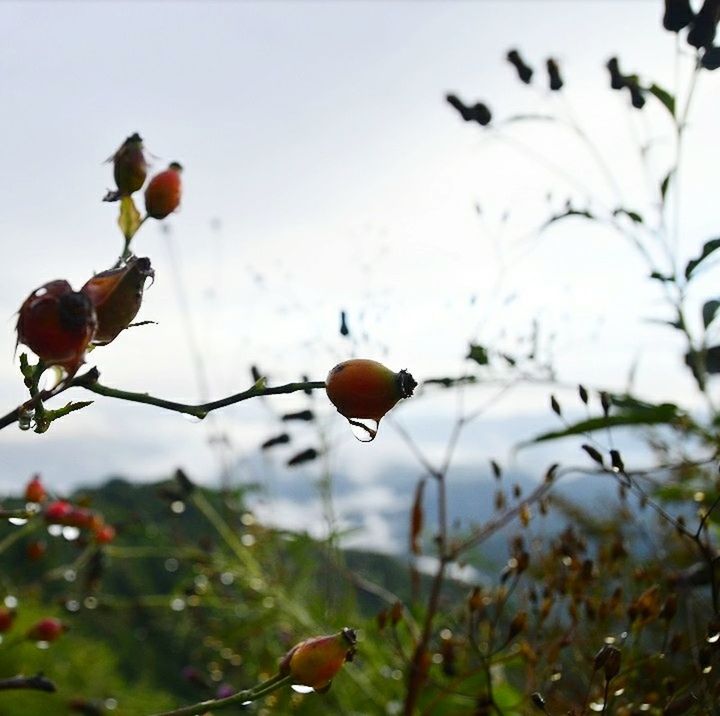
[1,1,719,537]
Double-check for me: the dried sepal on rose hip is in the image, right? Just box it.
[145,162,183,219]
[326,359,417,422]
[81,256,154,345]
[104,133,148,202]
[16,280,97,375]
[279,628,357,692]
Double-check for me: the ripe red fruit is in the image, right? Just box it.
[109,132,148,198]
[0,607,16,632]
[24,474,46,503]
[44,500,74,525]
[26,540,47,561]
[16,280,97,375]
[93,524,116,544]
[279,628,357,692]
[27,617,65,642]
[81,257,154,346]
[325,359,417,422]
[145,162,183,219]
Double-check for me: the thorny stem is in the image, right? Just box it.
[0,368,325,431]
[149,673,293,716]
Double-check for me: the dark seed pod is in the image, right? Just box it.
[606,57,626,90]
[507,49,533,84]
[546,58,563,91]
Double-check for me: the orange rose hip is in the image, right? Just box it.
[325,359,417,422]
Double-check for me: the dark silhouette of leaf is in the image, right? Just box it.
[466,344,489,365]
[687,0,720,48]
[703,299,720,328]
[286,448,319,467]
[650,271,674,282]
[686,345,720,375]
[685,237,720,279]
[702,45,720,69]
[660,170,673,200]
[281,410,314,422]
[260,433,291,450]
[663,0,694,32]
[613,208,643,223]
[647,83,676,117]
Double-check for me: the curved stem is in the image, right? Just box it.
[0,371,326,430]
[149,673,293,716]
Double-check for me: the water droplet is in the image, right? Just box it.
[36,640,50,650]
[104,698,118,710]
[589,702,604,712]
[182,413,203,424]
[550,671,562,682]
[614,688,625,696]
[291,684,314,694]
[47,524,63,537]
[4,596,17,609]
[8,517,27,526]
[66,600,80,613]
[24,503,41,515]
[170,500,186,514]
[348,417,379,442]
[262,596,275,609]
[62,526,80,541]
[170,598,186,611]
[604,636,616,644]
[707,632,720,644]
[84,597,98,610]
[220,572,234,585]
[702,665,713,674]
[64,569,76,582]
[241,701,252,707]
[241,534,256,547]
[165,558,179,572]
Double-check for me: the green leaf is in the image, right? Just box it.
[466,344,489,365]
[613,208,643,223]
[118,196,141,241]
[703,300,720,329]
[523,401,682,445]
[647,83,676,118]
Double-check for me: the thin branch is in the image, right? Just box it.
[0,369,325,430]
[0,673,56,693]
[150,673,293,716]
